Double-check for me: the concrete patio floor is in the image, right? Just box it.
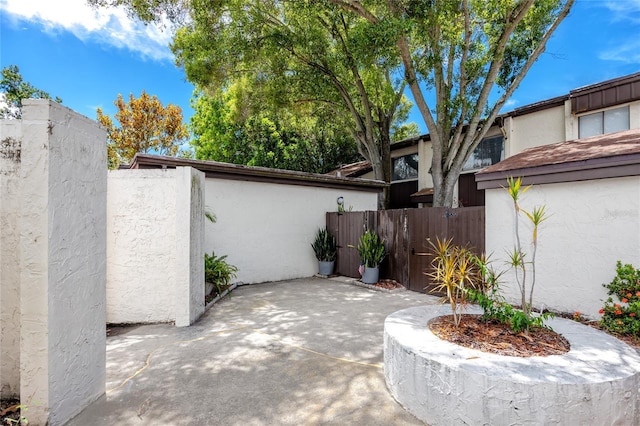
[67,277,440,425]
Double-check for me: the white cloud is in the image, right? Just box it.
[603,0,640,23]
[599,40,640,64]
[1,0,174,61]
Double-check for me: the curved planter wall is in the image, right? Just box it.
[384,305,640,425]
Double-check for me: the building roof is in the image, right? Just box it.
[128,154,386,193]
[391,71,640,147]
[325,160,372,178]
[476,128,640,189]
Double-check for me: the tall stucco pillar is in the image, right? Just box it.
[0,119,22,398]
[19,100,107,425]
[175,166,205,327]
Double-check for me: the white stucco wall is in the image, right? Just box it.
[18,100,107,425]
[107,166,205,326]
[486,176,640,318]
[0,119,22,398]
[204,179,378,284]
[175,167,205,327]
[107,169,178,324]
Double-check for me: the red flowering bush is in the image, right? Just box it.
[599,261,640,336]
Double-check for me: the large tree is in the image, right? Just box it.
[330,0,575,206]
[0,65,62,119]
[97,90,188,168]
[89,0,415,208]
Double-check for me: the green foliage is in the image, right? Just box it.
[468,286,554,334]
[190,89,361,173]
[311,228,337,262]
[599,261,640,337]
[469,255,553,334]
[1,65,62,119]
[204,251,238,297]
[357,230,386,268]
[169,0,417,205]
[427,238,486,327]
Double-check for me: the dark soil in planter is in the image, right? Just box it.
[429,314,571,357]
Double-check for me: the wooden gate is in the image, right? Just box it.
[327,207,484,294]
[407,207,485,293]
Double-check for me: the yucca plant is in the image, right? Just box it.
[311,228,337,262]
[427,238,482,327]
[357,229,386,268]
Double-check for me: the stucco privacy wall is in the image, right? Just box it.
[204,178,378,284]
[18,100,107,425]
[0,119,22,397]
[107,167,205,325]
[485,176,640,318]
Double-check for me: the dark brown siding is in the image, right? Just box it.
[389,180,419,209]
[458,173,485,207]
[571,72,640,113]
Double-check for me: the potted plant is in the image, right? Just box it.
[357,229,386,284]
[311,227,337,276]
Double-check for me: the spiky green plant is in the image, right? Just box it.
[357,230,386,268]
[311,228,337,262]
[427,238,484,328]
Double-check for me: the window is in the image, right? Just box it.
[579,106,629,138]
[462,135,504,172]
[392,154,419,181]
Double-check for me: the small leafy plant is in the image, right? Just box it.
[599,261,640,337]
[357,229,386,268]
[311,228,337,262]
[204,251,238,297]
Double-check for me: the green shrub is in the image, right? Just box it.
[204,251,238,296]
[599,261,640,337]
[466,255,553,334]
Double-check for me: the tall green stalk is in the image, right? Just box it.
[505,177,548,332]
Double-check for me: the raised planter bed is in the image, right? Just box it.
[384,305,640,425]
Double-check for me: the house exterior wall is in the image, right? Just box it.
[18,100,107,425]
[106,167,205,326]
[565,99,640,141]
[506,104,566,155]
[204,178,378,284]
[485,176,640,318]
[0,119,22,398]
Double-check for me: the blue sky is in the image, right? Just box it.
[1,0,639,134]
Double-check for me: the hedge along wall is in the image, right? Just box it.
[1,100,107,425]
[106,166,205,326]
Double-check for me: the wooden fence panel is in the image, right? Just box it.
[327,207,485,293]
[378,209,409,285]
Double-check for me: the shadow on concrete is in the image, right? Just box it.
[67,278,439,425]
